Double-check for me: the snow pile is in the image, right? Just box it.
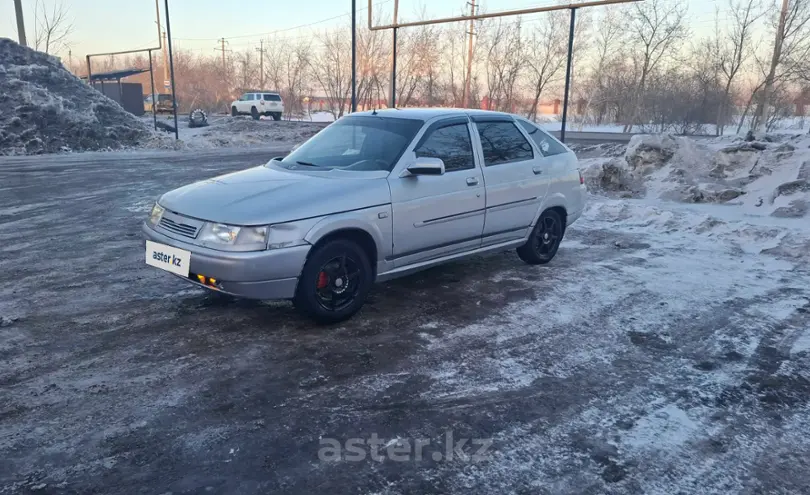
[580,132,810,218]
[0,38,161,155]
[142,114,327,150]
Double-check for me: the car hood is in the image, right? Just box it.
[159,164,391,225]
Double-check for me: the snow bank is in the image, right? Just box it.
[0,38,163,155]
[581,132,810,218]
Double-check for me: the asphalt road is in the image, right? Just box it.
[1,148,809,494]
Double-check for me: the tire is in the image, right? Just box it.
[517,209,564,265]
[231,106,238,116]
[293,239,373,324]
[272,112,281,121]
[250,106,259,120]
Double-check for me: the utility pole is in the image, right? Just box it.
[14,0,27,46]
[560,8,577,144]
[255,39,265,90]
[389,0,399,108]
[162,31,170,92]
[755,0,790,132]
[218,38,228,77]
[351,0,357,113]
[463,0,476,108]
[164,0,178,139]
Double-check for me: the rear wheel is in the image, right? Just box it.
[293,239,373,324]
[272,112,281,121]
[250,106,259,120]
[231,106,238,116]
[517,209,564,265]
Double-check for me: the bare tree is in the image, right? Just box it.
[752,0,810,130]
[523,12,568,121]
[395,23,441,107]
[309,28,352,118]
[282,39,312,118]
[713,0,763,135]
[578,8,625,127]
[482,18,524,112]
[622,0,688,131]
[34,0,72,55]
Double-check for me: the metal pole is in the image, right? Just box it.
[560,7,576,144]
[148,50,157,131]
[164,0,179,139]
[351,0,357,113]
[85,55,92,85]
[390,28,397,108]
[13,0,27,46]
[464,0,475,108]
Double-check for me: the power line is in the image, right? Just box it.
[173,0,393,42]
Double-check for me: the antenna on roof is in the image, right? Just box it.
[371,107,378,115]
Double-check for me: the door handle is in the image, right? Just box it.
[466,177,479,186]
[532,167,543,175]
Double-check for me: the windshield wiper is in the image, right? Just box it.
[295,160,320,167]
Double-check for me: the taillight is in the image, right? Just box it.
[579,170,584,185]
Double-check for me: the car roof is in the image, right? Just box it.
[347,108,517,121]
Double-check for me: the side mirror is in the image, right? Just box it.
[402,157,445,177]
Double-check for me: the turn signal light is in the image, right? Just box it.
[194,274,219,288]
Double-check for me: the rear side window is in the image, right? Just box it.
[263,94,282,101]
[415,123,475,172]
[475,121,533,166]
[518,121,568,156]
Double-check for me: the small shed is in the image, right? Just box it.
[82,68,148,116]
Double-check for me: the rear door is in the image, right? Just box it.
[239,94,254,113]
[471,115,550,246]
[389,117,485,267]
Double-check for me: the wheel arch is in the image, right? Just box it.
[305,214,388,278]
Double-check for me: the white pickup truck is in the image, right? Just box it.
[230,92,284,121]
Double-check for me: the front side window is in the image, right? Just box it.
[518,120,568,156]
[274,116,423,172]
[244,94,254,101]
[414,123,475,172]
[475,121,534,166]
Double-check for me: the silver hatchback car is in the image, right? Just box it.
[143,109,586,322]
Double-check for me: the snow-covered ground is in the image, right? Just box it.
[140,113,327,151]
[1,133,809,493]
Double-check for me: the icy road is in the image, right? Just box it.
[1,148,809,494]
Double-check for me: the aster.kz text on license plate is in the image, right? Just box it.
[145,240,190,277]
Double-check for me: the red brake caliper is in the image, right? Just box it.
[316,271,329,289]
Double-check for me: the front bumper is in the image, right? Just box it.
[142,222,311,300]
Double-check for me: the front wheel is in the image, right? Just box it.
[517,209,564,265]
[293,239,373,324]
[231,106,238,116]
[250,106,259,120]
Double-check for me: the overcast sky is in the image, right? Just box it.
[0,0,750,57]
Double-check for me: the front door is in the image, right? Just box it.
[472,116,550,246]
[388,118,485,267]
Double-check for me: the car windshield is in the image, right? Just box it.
[274,116,423,172]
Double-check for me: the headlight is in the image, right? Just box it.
[197,218,319,252]
[198,223,268,251]
[149,203,165,225]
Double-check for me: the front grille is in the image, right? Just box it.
[159,216,199,238]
